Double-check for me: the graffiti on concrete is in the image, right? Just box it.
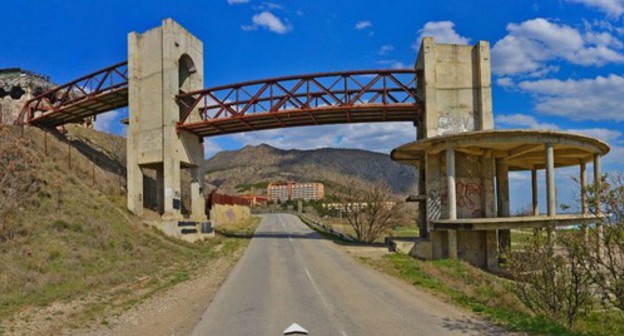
[437,109,475,135]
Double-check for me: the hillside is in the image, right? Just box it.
[0,125,243,333]
[204,144,418,196]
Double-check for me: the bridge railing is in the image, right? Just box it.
[176,69,419,125]
[18,61,129,124]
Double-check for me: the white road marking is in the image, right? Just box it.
[278,215,329,307]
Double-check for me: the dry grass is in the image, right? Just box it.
[0,125,250,333]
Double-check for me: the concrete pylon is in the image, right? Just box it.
[127,19,206,221]
[415,37,497,264]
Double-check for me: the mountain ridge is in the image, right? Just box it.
[204,143,418,196]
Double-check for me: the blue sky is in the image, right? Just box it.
[1,0,623,211]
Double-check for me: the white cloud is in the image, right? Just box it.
[494,113,623,167]
[94,110,119,133]
[259,2,283,10]
[376,59,407,69]
[496,77,514,88]
[495,113,623,142]
[568,0,624,17]
[227,0,249,4]
[228,122,415,153]
[566,128,623,142]
[355,21,372,30]
[518,74,624,121]
[378,44,394,55]
[491,18,624,76]
[413,21,470,50]
[243,11,292,34]
[203,139,223,159]
[495,113,560,129]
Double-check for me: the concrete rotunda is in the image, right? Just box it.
[390,38,610,270]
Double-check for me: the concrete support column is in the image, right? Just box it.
[127,163,144,216]
[481,156,496,217]
[580,162,587,214]
[446,148,457,259]
[594,154,603,252]
[546,143,556,216]
[580,162,589,241]
[418,164,428,238]
[163,157,182,220]
[156,168,165,214]
[496,159,511,251]
[531,168,539,216]
[545,143,556,247]
[446,148,457,220]
[190,166,207,220]
[485,230,498,270]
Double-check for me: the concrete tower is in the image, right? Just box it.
[127,19,206,222]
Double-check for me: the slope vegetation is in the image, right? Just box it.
[0,125,241,333]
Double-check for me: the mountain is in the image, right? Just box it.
[204,144,418,197]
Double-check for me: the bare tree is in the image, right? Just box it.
[338,178,403,243]
[508,233,595,327]
[571,173,624,311]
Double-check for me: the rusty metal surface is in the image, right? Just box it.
[19,61,128,127]
[177,69,422,136]
[21,63,422,135]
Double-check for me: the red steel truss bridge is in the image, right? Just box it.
[20,63,422,136]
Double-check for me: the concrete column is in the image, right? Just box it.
[546,143,556,216]
[190,166,206,220]
[446,148,457,220]
[580,162,589,241]
[485,230,498,270]
[594,154,603,252]
[418,165,428,238]
[481,156,496,218]
[594,154,602,214]
[448,231,458,259]
[127,163,144,216]
[545,143,556,247]
[580,162,587,214]
[531,168,539,216]
[156,168,165,214]
[474,41,494,130]
[496,159,511,251]
[163,157,182,220]
[446,148,457,260]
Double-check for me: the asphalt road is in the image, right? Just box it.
[191,214,502,336]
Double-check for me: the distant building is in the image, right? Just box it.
[240,195,269,207]
[267,182,325,202]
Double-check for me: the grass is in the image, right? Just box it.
[361,253,624,335]
[0,126,255,330]
[213,216,262,238]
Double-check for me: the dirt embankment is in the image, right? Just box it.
[0,125,251,335]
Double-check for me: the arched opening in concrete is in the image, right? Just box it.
[178,54,198,122]
[178,53,200,219]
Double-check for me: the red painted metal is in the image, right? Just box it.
[19,61,129,127]
[176,69,421,136]
[21,63,421,136]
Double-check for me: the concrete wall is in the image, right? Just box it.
[210,204,251,226]
[127,19,206,220]
[415,37,500,269]
[416,37,493,139]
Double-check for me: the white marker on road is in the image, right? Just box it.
[283,322,309,335]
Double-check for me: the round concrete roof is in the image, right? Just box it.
[391,129,610,171]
